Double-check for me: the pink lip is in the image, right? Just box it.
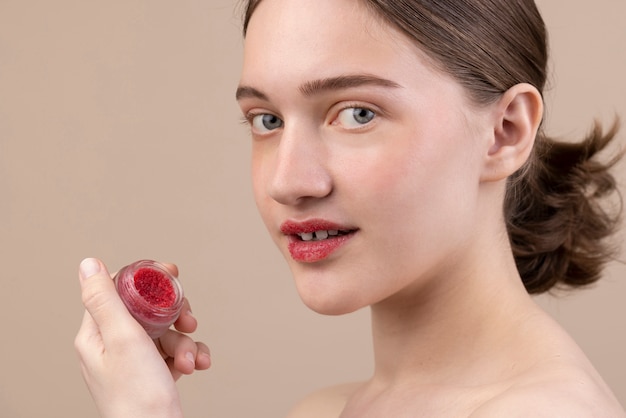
[280,219,357,263]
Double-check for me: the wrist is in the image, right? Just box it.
[100,392,183,418]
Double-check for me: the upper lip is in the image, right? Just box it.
[280,218,357,235]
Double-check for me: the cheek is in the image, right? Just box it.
[250,158,264,204]
[250,148,273,223]
[340,140,445,214]
[348,132,480,245]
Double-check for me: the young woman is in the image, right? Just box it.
[75,0,625,416]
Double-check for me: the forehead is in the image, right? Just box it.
[245,0,372,45]
[240,0,428,86]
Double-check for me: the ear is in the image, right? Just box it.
[480,83,543,182]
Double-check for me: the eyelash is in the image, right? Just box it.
[335,103,377,124]
[240,112,260,126]
[240,103,379,132]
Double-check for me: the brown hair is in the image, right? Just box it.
[241,0,622,294]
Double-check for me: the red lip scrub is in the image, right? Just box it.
[114,260,184,339]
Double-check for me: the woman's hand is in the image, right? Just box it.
[74,258,211,418]
[157,263,212,380]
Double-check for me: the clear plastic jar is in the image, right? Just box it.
[114,260,184,339]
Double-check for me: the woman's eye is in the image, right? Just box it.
[251,114,283,132]
[336,107,376,128]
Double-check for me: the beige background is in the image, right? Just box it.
[0,1,624,417]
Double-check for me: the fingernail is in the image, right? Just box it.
[186,309,195,318]
[80,258,102,278]
[200,351,212,367]
[185,351,195,367]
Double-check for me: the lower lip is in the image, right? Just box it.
[287,234,354,263]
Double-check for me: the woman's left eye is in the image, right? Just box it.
[335,107,376,128]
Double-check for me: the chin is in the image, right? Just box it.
[286,257,370,315]
[297,287,365,316]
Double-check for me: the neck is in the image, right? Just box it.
[368,231,538,387]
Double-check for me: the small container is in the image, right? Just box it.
[114,260,184,339]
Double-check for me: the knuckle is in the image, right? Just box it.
[73,332,85,353]
[81,282,111,313]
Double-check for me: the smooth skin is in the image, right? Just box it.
[237,0,625,416]
[75,258,210,418]
[75,0,625,416]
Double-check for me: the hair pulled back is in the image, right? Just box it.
[241,0,622,294]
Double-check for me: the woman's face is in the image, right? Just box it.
[237,0,495,315]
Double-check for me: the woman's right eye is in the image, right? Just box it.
[251,114,284,133]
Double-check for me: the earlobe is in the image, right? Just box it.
[481,83,544,182]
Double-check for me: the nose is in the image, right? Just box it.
[267,124,332,206]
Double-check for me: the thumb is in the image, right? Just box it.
[78,258,139,343]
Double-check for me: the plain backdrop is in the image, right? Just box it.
[0,1,625,417]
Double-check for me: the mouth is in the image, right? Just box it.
[295,229,353,242]
[280,219,358,263]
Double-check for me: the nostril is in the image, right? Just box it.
[263,129,333,205]
[268,166,333,205]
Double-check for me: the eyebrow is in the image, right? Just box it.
[235,74,401,101]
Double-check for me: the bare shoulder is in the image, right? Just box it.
[470,365,626,418]
[286,382,362,418]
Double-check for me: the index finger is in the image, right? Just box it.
[160,262,179,277]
